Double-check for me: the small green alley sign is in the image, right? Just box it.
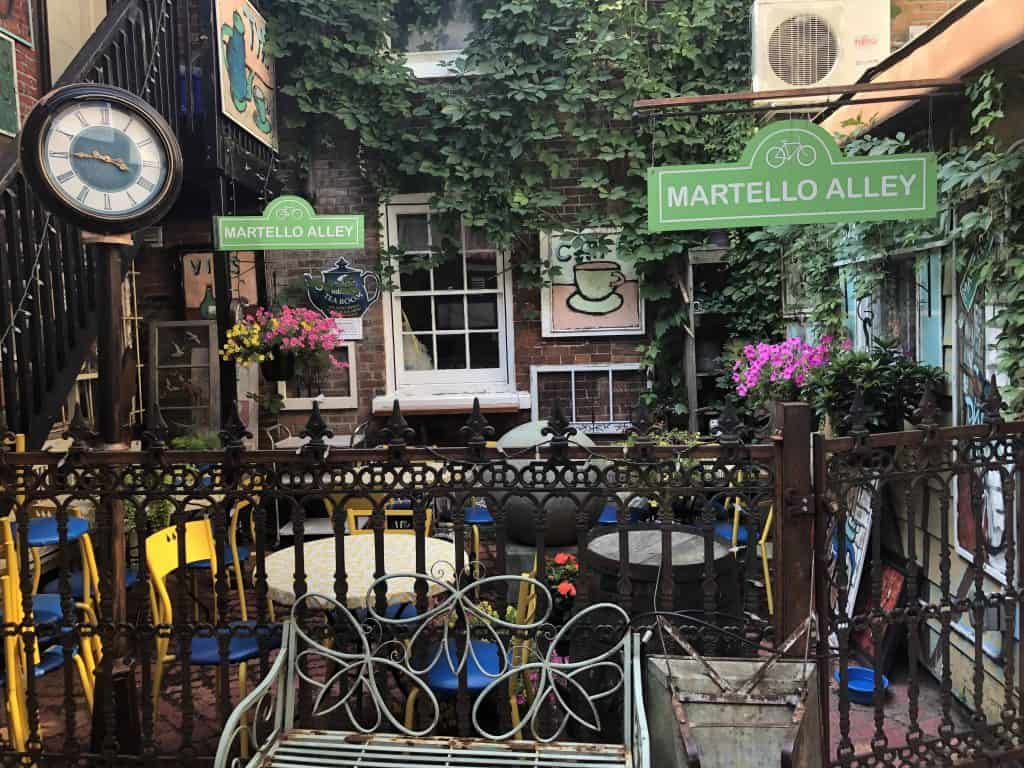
[214,196,364,251]
[647,120,937,232]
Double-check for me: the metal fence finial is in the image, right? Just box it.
[460,397,494,459]
[219,401,252,451]
[64,404,97,450]
[717,401,741,446]
[380,400,415,460]
[982,374,1006,432]
[542,400,577,460]
[300,401,333,458]
[142,399,168,451]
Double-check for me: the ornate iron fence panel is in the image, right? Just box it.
[815,387,1024,767]
[0,401,784,766]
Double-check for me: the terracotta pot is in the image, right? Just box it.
[260,351,296,382]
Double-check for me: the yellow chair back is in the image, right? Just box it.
[146,519,217,626]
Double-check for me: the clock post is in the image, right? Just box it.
[82,231,133,636]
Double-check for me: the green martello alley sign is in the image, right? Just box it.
[647,120,937,232]
[214,196,364,251]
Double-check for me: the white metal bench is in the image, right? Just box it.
[214,573,650,768]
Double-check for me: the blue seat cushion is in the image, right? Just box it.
[188,622,282,665]
[714,522,750,544]
[350,603,419,623]
[0,646,78,685]
[19,517,90,547]
[427,640,505,695]
[43,568,138,600]
[464,506,493,525]
[0,594,66,625]
[597,504,619,525]
[187,545,251,571]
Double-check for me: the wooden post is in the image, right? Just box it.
[773,401,813,645]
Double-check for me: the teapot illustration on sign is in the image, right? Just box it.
[304,258,381,318]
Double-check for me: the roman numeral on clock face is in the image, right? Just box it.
[77,187,89,204]
[75,111,89,127]
[100,105,111,126]
[50,151,68,159]
[137,138,152,148]
[103,194,112,211]
[138,178,155,192]
[57,170,75,183]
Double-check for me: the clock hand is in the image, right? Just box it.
[73,149,130,172]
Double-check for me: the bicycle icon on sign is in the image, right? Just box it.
[765,140,817,169]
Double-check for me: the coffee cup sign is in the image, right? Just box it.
[540,230,644,337]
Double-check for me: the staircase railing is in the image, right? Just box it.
[0,0,181,446]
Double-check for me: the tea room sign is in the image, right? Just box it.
[647,120,937,232]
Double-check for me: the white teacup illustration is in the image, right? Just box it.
[573,260,625,302]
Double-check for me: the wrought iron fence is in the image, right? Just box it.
[815,384,1024,767]
[0,400,785,766]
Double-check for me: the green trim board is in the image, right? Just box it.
[0,1,34,49]
[0,34,19,137]
[647,120,937,232]
[214,196,364,251]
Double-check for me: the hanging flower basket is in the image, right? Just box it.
[220,306,348,382]
[259,351,296,382]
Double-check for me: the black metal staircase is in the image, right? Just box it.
[0,0,276,446]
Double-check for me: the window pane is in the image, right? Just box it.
[402,0,476,52]
[469,333,499,369]
[466,252,497,289]
[400,296,432,332]
[429,212,461,250]
[434,252,464,290]
[434,296,464,330]
[465,227,492,250]
[397,214,429,250]
[467,295,497,329]
[399,263,431,292]
[612,369,645,422]
[403,334,434,371]
[285,348,352,399]
[437,335,466,369]
[575,371,611,424]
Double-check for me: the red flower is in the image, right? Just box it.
[557,581,576,597]
[553,552,570,566]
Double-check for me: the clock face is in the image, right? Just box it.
[40,100,169,218]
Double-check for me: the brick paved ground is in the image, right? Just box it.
[9,542,981,766]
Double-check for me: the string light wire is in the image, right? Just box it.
[0,212,53,353]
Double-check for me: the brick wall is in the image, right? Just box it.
[1,0,43,144]
[891,0,960,48]
[264,132,386,440]
[262,129,648,443]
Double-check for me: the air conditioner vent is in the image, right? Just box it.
[752,0,890,109]
[768,14,838,87]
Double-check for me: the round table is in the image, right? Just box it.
[264,534,458,608]
[586,528,738,618]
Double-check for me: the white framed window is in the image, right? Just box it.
[394,0,475,78]
[530,363,647,434]
[379,195,522,411]
[277,343,358,411]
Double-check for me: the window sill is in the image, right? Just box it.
[372,391,531,415]
[403,50,463,79]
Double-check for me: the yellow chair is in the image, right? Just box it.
[147,519,269,719]
[11,434,101,608]
[0,559,97,749]
[347,504,433,537]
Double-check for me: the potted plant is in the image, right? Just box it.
[728,336,838,424]
[220,306,346,382]
[802,338,946,434]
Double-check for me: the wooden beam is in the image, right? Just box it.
[633,77,962,110]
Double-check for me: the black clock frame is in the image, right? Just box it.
[19,83,183,235]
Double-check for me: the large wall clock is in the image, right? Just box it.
[19,83,183,235]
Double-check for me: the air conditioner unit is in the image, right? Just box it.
[752,0,890,108]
